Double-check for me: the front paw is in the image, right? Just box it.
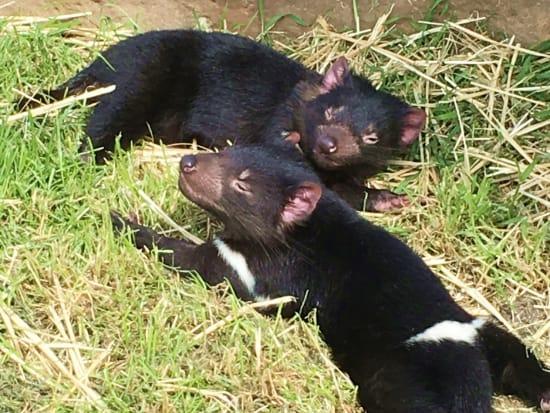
[365,190,411,212]
[110,210,157,250]
[110,210,140,235]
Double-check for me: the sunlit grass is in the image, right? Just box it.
[1,8,548,412]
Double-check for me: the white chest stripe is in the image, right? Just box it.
[213,238,256,296]
[406,318,486,345]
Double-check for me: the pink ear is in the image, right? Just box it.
[321,57,349,93]
[400,108,426,146]
[281,182,322,224]
[284,131,301,144]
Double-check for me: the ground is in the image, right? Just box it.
[3,0,549,45]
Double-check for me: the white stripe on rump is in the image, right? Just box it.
[406,318,486,345]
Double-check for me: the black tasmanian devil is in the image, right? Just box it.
[21,30,425,212]
[111,143,550,413]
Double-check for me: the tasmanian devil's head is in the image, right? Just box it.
[178,144,322,244]
[293,57,426,172]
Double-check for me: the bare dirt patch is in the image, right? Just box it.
[2,0,549,45]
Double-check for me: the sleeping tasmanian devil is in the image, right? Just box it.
[20,30,425,212]
[111,143,550,413]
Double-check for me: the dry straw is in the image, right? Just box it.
[3,9,549,412]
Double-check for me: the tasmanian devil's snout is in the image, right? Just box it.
[178,153,224,206]
[180,154,197,173]
[317,134,338,154]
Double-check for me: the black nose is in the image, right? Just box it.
[181,155,197,173]
[318,135,337,154]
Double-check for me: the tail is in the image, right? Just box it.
[478,321,550,410]
[15,72,104,111]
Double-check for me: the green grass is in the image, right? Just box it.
[1,10,549,413]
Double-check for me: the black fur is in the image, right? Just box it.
[111,143,550,412]
[21,30,425,211]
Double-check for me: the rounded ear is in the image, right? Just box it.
[321,57,350,93]
[400,108,426,146]
[284,131,301,144]
[281,181,322,225]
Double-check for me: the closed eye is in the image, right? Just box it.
[232,179,251,194]
[362,133,379,145]
[232,169,252,194]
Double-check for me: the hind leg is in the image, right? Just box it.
[357,364,446,413]
[478,322,550,410]
[78,60,188,162]
[81,87,168,163]
[355,344,492,413]
[16,72,104,110]
[82,101,144,162]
